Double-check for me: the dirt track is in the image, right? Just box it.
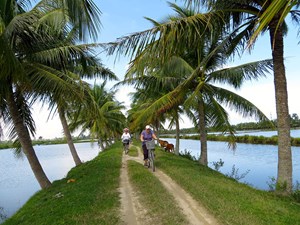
[119,146,220,225]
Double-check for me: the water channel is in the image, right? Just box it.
[0,130,300,222]
[164,129,300,190]
[0,142,101,222]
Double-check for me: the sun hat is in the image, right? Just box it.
[145,125,151,129]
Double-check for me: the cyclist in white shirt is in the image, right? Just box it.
[121,128,131,153]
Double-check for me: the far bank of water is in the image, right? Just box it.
[216,129,300,137]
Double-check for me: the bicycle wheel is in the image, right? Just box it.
[147,149,151,169]
[150,150,155,172]
[125,144,129,154]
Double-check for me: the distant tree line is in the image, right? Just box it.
[233,113,300,131]
[161,113,300,134]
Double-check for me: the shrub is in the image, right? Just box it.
[179,149,198,161]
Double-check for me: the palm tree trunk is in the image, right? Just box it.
[7,87,51,189]
[198,99,208,165]
[175,116,180,155]
[98,139,105,150]
[155,120,160,140]
[58,107,82,166]
[269,22,293,194]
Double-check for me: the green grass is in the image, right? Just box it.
[127,160,188,225]
[155,149,300,225]
[3,141,300,225]
[3,143,123,225]
[127,144,139,157]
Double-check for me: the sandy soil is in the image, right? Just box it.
[119,146,220,225]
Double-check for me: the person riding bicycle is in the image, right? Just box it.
[140,125,157,166]
[121,128,131,153]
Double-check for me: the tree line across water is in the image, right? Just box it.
[160,113,300,146]
[161,133,300,147]
[161,113,300,134]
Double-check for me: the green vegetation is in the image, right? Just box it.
[3,142,300,225]
[155,149,300,225]
[161,133,300,147]
[127,160,188,224]
[0,138,96,150]
[3,143,123,225]
[127,144,139,157]
[160,113,300,135]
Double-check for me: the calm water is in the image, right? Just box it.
[0,142,101,222]
[1,131,300,222]
[186,129,300,138]
[163,137,300,191]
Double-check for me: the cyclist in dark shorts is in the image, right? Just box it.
[140,125,157,166]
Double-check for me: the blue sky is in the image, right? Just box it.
[31,0,300,139]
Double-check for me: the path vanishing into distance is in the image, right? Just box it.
[119,146,220,225]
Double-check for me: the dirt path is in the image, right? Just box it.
[119,146,220,225]
[119,149,147,225]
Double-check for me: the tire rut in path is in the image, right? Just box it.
[119,150,148,225]
[155,169,219,225]
[119,146,220,225]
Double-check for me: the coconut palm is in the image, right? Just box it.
[193,0,299,194]
[0,0,102,189]
[110,3,273,165]
[40,25,117,166]
[119,61,185,154]
[130,54,273,165]
[105,0,294,193]
[68,82,126,148]
[247,0,299,194]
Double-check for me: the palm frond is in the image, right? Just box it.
[104,11,223,61]
[209,85,270,122]
[208,59,273,88]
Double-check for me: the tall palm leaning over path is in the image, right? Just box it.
[118,61,185,155]
[107,3,273,165]
[0,0,102,189]
[43,28,117,166]
[189,0,299,194]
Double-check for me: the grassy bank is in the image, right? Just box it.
[3,143,123,225]
[3,142,300,224]
[155,149,300,225]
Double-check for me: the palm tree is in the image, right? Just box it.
[105,0,295,193]
[119,62,185,155]
[0,0,102,189]
[194,0,298,194]
[68,82,126,148]
[40,26,118,166]
[109,3,273,165]
[246,0,299,195]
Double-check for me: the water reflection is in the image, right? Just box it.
[163,138,300,190]
[0,142,101,222]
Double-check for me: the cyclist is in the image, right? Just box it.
[121,128,131,154]
[140,125,157,166]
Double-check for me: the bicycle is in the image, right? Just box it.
[122,139,130,154]
[145,139,156,172]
